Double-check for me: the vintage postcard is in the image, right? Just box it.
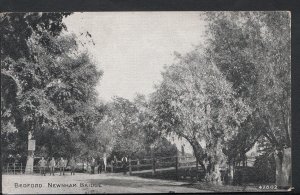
[1,11,292,193]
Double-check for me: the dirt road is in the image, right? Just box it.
[2,173,210,194]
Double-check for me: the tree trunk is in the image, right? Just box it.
[213,162,222,185]
[189,138,205,170]
[274,150,283,186]
[183,136,205,181]
[228,161,234,185]
[282,148,291,187]
[212,138,223,185]
[274,148,291,188]
[185,136,227,184]
[191,137,223,185]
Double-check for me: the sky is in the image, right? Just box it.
[64,12,207,102]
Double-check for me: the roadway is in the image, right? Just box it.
[2,172,210,194]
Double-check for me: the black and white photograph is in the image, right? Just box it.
[1,11,292,193]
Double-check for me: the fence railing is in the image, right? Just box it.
[5,163,24,174]
[4,163,86,175]
[4,155,203,181]
[107,155,203,181]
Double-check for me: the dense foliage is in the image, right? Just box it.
[204,11,291,185]
[151,48,251,183]
[149,11,290,184]
[1,12,176,163]
[95,96,177,161]
[1,13,103,162]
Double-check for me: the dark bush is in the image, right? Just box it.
[253,154,276,183]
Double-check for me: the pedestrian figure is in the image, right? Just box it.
[59,157,66,176]
[100,158,105,174]
[39,157,47,176]
[121,156,128,175]
[97,157,102,174]
[49,157,56,176]
[113,155,117,166]
[91,157,96,174]
[102,158,105,173]
[8,154,14,164]
[15,154,21,164]
[110,160,114,173]
[69,157,76,175]
[103,153,107,172]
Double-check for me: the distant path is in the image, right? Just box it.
[131,165,199,174]
[2,173,210,194]
[132,166,175,174]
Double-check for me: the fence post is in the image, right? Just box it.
[196,159,199,182]
[175,156,179,181]
[111,163,114,173]
[21,163,22,174]
[190,168,194,182]
[7,164,9,174]
[129,159,132,175]
[13,163,15,175]
[152,158,156,176]
[137,160,140,171]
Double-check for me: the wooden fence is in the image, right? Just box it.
[4,155,204,181]
[4,163,85,175]
[107,155,204,181]
[5,163,24,174]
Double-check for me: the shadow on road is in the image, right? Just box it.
[86,178,183,189]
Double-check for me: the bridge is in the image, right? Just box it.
[4,155,204,182]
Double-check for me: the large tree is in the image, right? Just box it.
[204,11,291,186]
[1,13,70,161]
[151,49,251,183]
[1,13,103,162]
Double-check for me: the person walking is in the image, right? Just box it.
[39,157,47,176]
[98,158,104,174]
[103,153,107,172]
[91,157,95,174]
[69,157,76,175]
[96,157,100,174]
[58,157,66,176]
[121,156,128,175]
[49,157,56,176]
[113,155,117,166]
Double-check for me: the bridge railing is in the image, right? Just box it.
[178,156,198,168]
[4,163,87,175]
[5,163,24,174]
[107,155,203,182]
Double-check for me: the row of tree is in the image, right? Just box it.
[1,13,177,166]
[1,12,291,186]
[94,96,178,161]
[149,11,291,185]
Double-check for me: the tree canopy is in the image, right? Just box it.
[1,13,103,161]
[151,48,251,182]
[148,11,290,184]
